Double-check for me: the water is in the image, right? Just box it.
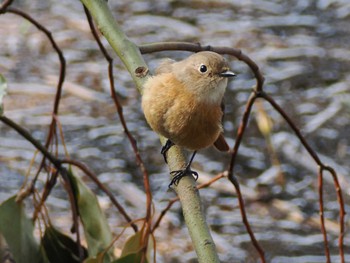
[0,0,349,262]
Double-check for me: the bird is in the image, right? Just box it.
[141,51,235,187]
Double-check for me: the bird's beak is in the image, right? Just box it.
[219,70,236,78]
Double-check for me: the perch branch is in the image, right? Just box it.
[139,42,266,261]
[81,1,221,262]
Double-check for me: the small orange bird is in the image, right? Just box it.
[142,51,235,186]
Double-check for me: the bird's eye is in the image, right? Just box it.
[199,64,207,73]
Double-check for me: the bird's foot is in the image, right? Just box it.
[168,166,198,188]
[161,140,174,163]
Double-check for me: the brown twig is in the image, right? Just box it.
[197,172,227,190]
[151,197,178,234]
[59,168,85,261]
[226,91,266,262]
[261,91,345,262]
[228,91,258,176]
[261,92,322,163]
[61,158,138,232]
[1,116,138,233]
[0,115,84,260]
[229,174,266,262]
[32,171,59,221]
[318,167,330,263]
[83,6,152,261]
[5,7,66,198]
[323,166,345,263]
[0,0,13,12]
[228,85,345,262]
[139,42,264,91]
[151,171,228,233]
[0,116,59,167]
[6,7,66,145]
[4,6,66,236]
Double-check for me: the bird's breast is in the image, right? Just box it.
[165,98,223,150]
[142,73,223,150]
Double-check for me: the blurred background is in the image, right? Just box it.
[0,0,349,262]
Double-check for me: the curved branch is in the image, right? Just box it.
[83,5,150,258]
[0,116,60,167]
[61,158,138,233]
[0,115,84,260]
[0,115,138,252]
[228,91,258,176]
[261,91,345,262]
[4,8,67,203]
[139,42,265,91]
[0,0,14,12]
[6,7,66,146]
[83,5,140,233]
[318,167,330,263]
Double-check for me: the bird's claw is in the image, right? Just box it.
[168,168,198,188]
[161,140,174,163]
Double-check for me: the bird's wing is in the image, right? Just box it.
[213,99,230,152]
[214,134,230,152]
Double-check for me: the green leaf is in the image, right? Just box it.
[42,225,88,263]
[119,231,152,263]
[120,231,142,257]
[113,252,145,263]
[0,74,7,116]
[0,196,48,263]
[67,169,113,260]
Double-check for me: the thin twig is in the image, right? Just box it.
[0,0,14,12]
[5,7,66,198]
[83,6,151,261]
[197,172,227,190]
[61,158,138,232]
[0,115,84,260]
[323,166,345,263]
[228,91,258,176]
[261,92,322,163]
[229,174,266,263]
[151,197,178,234]
[33,171,58,221]
[6,7,66,145]
[261,91,345,262]
[152,171,228,233]
[1,116,138,233]
[318,167,331,263]
[139,42,264,92]
[224,91,266,262]
[59,168,84,260]
[0,116,59,166]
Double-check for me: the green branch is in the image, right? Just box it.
[80,0,220,262]
[81,0,146,91]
